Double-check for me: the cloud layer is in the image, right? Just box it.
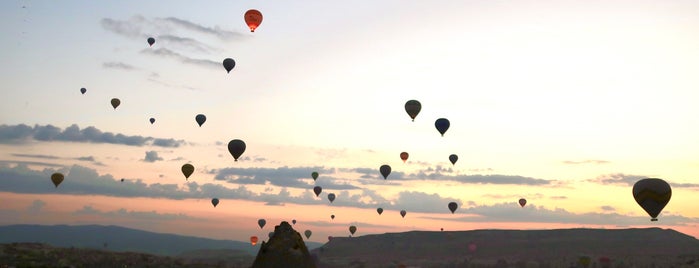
[0,124,186,148]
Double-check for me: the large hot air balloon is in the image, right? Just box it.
[435,118,450,136]
[227,139,246,161]
[181,164,194,180]
[449,154,458,165]
[349,225,357,235]
[379,165,391,180]
[111,98,120,109]
[327,193,336,203]
[311,172,319,181]
[211,198,219,207]
[149,118,155,124]
[244,9,263,32]
[313,186,322,197]
[258,219,266,229]
[400,210,407,218]
[195,114,206,127]
[448,202,458,214]
[518,198,527,207]
[400,152,409,163]
[50,173,64,188]
[250,236,258,246]
[404,100,421,122]
[80,88,86,94]
[304,230,312,239]
[222,58,235,73]
[376,208,383,215]
[632,178,671,221]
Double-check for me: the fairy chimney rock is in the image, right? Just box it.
[251,221,316,268]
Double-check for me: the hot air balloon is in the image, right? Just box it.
[292,219,296,225]
[448,202,458,213]
[304,230,312,239]
[313,186,322,197]
[449,154,458,165]
[111,98,120,109]
[195,114,206,127]
[327,193,336,203]
[376,208,383,215]
[50,173,64,188]
[330,214,335,220]
[250,236,258,246]
[244,9,263,32]
[328,236,333,241]
[468,243,477,252]
[258,219,266,229]
[518,198,527,207]
[400,210,407,218]
[311,171,319,181]
[435,118,450,136]
[149,118,155,124]
[404,100,421,122]
[147,37,155,46]
[181,164,194,180]
[227,139,246,161]
[211,198,219,207]
[632,178,672,221]
[400,152,409,163]
[120,178,124,183]
[379,165,391,180]
[223,58,235,73]
[349,225,357,235]
[80,88,86,94]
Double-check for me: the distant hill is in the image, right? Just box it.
[312,228,699,267]
[0,224,322,257]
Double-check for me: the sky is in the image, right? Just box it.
[1,0,699,245]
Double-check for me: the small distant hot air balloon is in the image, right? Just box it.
[330,214,335,220]
[244,9,263,32]
[258,219,266,229]
[147,37,155,46]
[327,193,336,203]
[80,88,86,94]
[328,236,333,241]
[250,236,258,246]
[227,139,246,161]
[468,243,477,252]
[400,152,409,163]
[449,154,458,165]
[404,100,421,122]
[223,58,235,73]
[313,186,322,197]
[304,230,312,239]
[292,219,297,225]
[349,225,357,235]
[195,114,206,127]
[633,178,672,221]
[211,198,219,207]
[181,164,194,180]
[518,198,527,207]
[435,118,450,136]
[448,202,458,214]
[50,173,64,188]
[311,171,319,181]
[376,208,383,215]
[379,165,391,180]
[120,178,124,183]
[111,98,120,109]
[400,210,407,218]
[149,118,155,124]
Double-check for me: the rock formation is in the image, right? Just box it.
[251,221,316,268]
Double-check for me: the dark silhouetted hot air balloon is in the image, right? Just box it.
[181,164,194,180]
[51,173,64,188]
[111,98,120,109]
[244,9,263,32]
[304,230,312,239]
[376,208,383,215]
[313,186,322,197]
[147,37,155,46]
[400,210,407,218]
[149,118,155,124]
[519,198,527,207]
[379,165,391,180]
[328,193,336,203]
[211,198,219,207]
[330,214,335,220]
[349,225,357,235]
[120,178,124,183]
[311,171,318,181]
[258,219,266,229]
[80,88,86,94]
[227,139,246,161]
[633,178,672,221]
[449,154,458,165]
[404,100,421,122]
[250,236,258,246]
[400,152,409,163]
[223,58,235,73]
[435,118,450,136]
[292,219,296,225]
[448,202,458,213]
[195,114,206,127]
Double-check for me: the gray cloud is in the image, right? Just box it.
[600,205,616,212]
[0,124,185,148]
[157,17,243,41]
[141,48,219,69]
[27,199,46,213]
[562,160,610,165]
[103,61,135,70]
[74,205,195,221]
[213,166,360,190]
[11,153,60,159]
[143,151,163,163]
[0,160,64,167]
[350,165,552,186]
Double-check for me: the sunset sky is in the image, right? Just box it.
[1,0,698,245]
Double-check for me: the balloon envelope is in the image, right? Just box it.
[379,165,391,180]
[149,118,155,124]
[80,88,86,94]
[147,37,155,46]
[195,114,206,127]
[244,9,263,32]
[227,139,246,161]
[519,198,527,207]
[376,208,383,215]
[311,172,319,181]
[400,152,409,163]
[632,178,671,221]
[211,198,219,207]
[181,164,194,179]
[404,100,421,121]
[435,118,450,136]
[448,202,458,213]
[400,210,407,218]
[304,230,312,239]
[313,186,322,197]
[50,173,64,188]
[292,219,296,225]
[349,226,357,235]
[327,193,336,203]
[258,219,266,229]
[330,214,335,220]
[111,98,120,109]
[449,154,458,165]
[223,58,235,73]
[250,236,258,246]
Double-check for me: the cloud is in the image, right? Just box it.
[102,61,135,70]
[0,124,186,148]
[562,160,610,165]
[143,151,163,163]
[141,48,219,69]
[11,153,60,159]
[27,199,46,213]
[0,160,64,167]
[157,17,243,41]
[600,205,616,212]
[157,34,218,53]
[213,166,360,190]
[74,205,195,221]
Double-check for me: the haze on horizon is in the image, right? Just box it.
[1,0,698,244]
